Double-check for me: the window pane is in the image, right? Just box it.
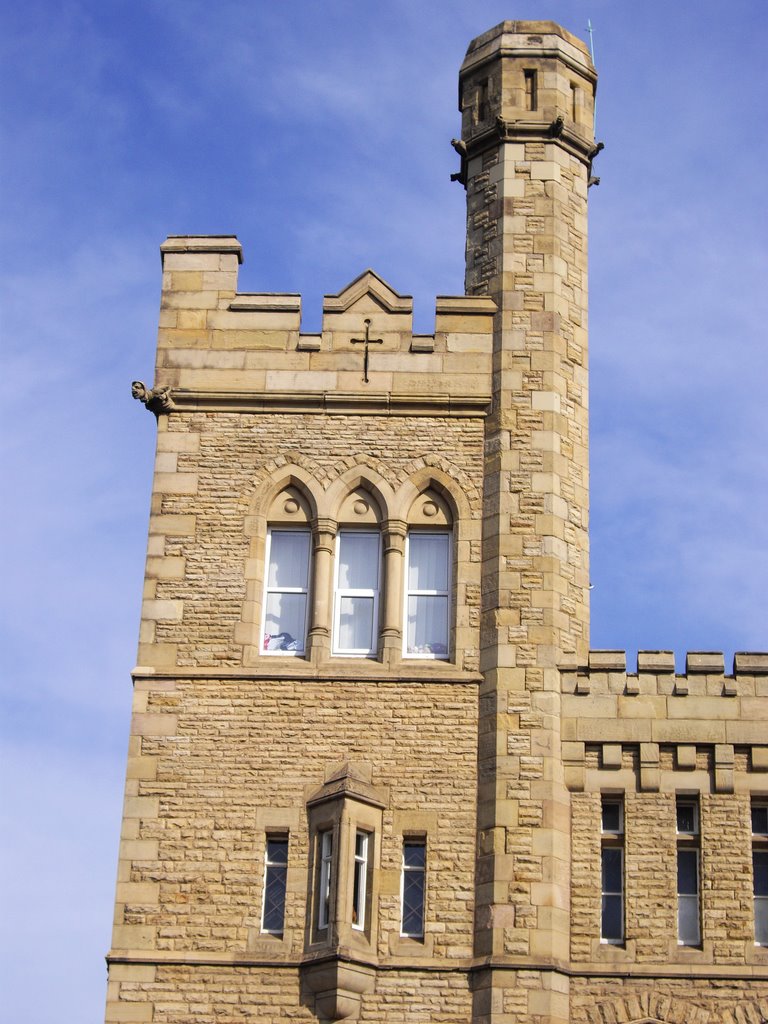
[262,837,288,934]
[756,896,768,945]
[408,534,449,591]
[753,805,768,835]
[352,831,369,930]
[318,831,333,930]
[402,870,425,937]
[677,850,698,895]
[601,802,622,833]
[678,894,700,945]
[338,533,379,589]
[406,595,448,655]
[268,531,310,589]
[754,851,768,898]
[338,595,374,651]
[267,838,288,865]
[677,802,697,834]
[264,592,307,650]
[602,848,622,893]
[601,893,622,941]
[355,832,367,858]
[404,841,426,869]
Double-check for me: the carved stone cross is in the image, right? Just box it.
[350,319,383,383]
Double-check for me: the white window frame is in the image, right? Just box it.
[260,834,288,935]
[261,527,311,656]
[332,530,381,656]
[400,837,426,939]
[317,830,333,931]
[402,530,451,660]
[600,797,624,944]
[352,830,370,931]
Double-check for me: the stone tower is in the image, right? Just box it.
[458,22,595,1024]
[106,21,768,1024]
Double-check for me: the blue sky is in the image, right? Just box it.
[1,1,766,1020]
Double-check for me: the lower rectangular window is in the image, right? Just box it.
[401,838,426,938]
[753,801,768,945]
[317,830,333,931]
[753,851,768,945]
[677,849,700,945]
[352,830,371,931]
[600,797,624,944]
[601,848,624,942]
[261,835,288,934]
[676,797,700,946]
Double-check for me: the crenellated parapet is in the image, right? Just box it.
[145,235,494,416]
[564,649,768,696]
[562,649,768,794]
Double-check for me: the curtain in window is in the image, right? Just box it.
[407,533,449,591]
[335,532,379,653]
[337,533,379,590]
[406,533,449,656]
[264,530,310,652]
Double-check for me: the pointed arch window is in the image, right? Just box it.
[332,488,383,657]
[262,485,313,655]
[403,490,453,660]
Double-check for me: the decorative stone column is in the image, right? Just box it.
[308,516,337,663]
[379,518,407,666]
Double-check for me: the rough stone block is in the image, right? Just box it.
[589,650,626,671]
[686,651,725,673]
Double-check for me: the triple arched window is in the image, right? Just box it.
[259,477,456,662]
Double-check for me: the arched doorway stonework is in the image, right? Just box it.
[578,993,768,1024]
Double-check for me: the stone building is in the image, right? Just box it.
[106,21,768,1024]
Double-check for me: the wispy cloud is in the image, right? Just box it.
[1,3,766,1021]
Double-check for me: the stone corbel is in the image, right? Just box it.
[301,959,376,1022]
[639,742,660,792]
[714,743,734,793]
[563,740,585,792]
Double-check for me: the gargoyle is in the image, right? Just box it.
[131,380,175,414]
[450,137,468,187]
[588,141,604,187]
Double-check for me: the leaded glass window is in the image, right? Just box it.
[401,838,426,938]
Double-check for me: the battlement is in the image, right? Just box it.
[562,650,768,794]
[563,649,768,697]
[153,235,494,414]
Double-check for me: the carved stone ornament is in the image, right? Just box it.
[131,380,175,415]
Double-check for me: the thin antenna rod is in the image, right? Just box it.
[586,19,597,132]
[586,19,596,64]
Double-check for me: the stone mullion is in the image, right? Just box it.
[307,517,337,663]
[379,518,407,666]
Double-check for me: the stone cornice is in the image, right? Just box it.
[106,949,768,980]
[161,388,491,417]
[131,665,482,686]
[464,115,598,166]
